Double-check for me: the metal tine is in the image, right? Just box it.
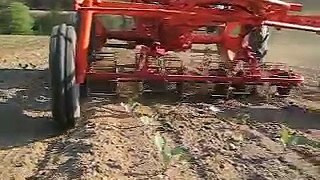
[232,91,251,95]
[210,94,229,98]
[89,92,118,97]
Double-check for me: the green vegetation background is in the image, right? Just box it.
[0,0,129,35]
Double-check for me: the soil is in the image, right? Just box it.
[1,5,320,179]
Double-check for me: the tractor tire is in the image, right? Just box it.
[248,25,270,62]
[65,25,81,127]
[49,24,80,129]
[49,24,67,127]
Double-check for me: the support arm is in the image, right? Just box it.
[264,15,320,33]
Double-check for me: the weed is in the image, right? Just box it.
[122,99,190,173]
[235,113,250,124]
[280,128,320,149]
[154,132,190,172]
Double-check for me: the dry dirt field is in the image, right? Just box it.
[0,2,320,179]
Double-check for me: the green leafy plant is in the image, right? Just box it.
[33,10,67,35]
[235,113,250,124]
[154,132,189,171]
[121,98,157,127]
[280,129,320,149]
[280,129,299,147]
[122,99,190,172]
[0,2,34,34]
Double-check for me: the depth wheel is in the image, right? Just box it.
[49,24,80,129]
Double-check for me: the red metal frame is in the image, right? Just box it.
[74,0,320,89]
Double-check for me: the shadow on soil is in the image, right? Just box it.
[0,68,63,150]
[218,105,320,131]
[118,92,320,132]
[0,68,93,179]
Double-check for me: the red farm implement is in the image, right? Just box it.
[49,0,320,128]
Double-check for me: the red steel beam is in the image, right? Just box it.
[79,6,261,26]
[264,14,320,33]
[191,34,222,44]
[78,2,320,32]
[106,31,223,44]
[264,20,320,33]
[75,0,93,83]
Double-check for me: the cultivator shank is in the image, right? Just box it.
[49,0,320,128]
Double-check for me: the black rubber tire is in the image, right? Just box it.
[49,24,67,126]
[248,25,270,62]
[65,26,81,127]
[49,24,80,129]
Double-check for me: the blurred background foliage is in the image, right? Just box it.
[0,0,133,35]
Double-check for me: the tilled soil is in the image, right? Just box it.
[0,35,320,180]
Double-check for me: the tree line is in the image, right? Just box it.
[1,0,73,10]
[0,0,134,35]
[0,0,74,35]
